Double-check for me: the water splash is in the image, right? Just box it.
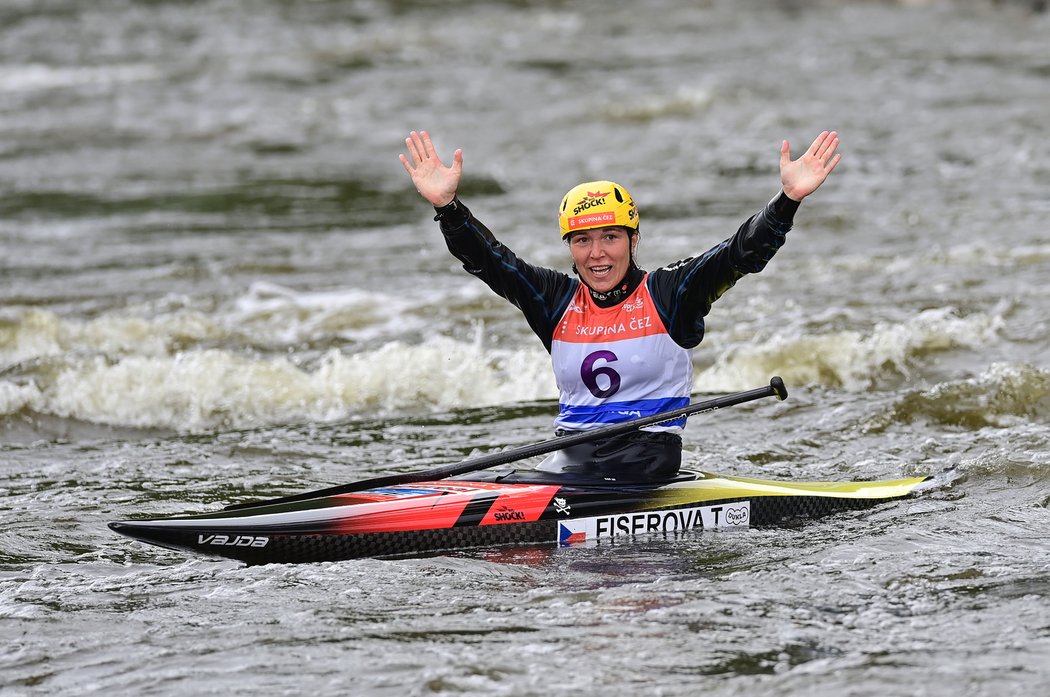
[869,362,1050,432]
[697,307,1003,391]
[1,336,555,434]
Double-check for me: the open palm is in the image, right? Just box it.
[399,131,463,207]
[780,131,841,202]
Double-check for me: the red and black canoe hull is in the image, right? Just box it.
[109,471,932,565]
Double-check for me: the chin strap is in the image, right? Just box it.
[585,266,645,307]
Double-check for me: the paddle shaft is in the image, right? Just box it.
[224,376,787,511]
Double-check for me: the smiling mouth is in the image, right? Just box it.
[588,265,613,276]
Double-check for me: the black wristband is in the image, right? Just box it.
[433,197,461,220]
[433,197,471,229]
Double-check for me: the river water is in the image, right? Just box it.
[2,0,1050,695]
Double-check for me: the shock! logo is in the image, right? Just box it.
[493,505,526,522]
[572,190,611,216]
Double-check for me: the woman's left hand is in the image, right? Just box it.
[780,131,841,202]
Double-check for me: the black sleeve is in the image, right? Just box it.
[435,198,578,353]
[647,191,800,348]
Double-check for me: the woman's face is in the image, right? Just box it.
[568,227,636,293]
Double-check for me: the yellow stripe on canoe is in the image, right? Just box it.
[654,472,931,507]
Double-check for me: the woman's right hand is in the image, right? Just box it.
[399,131,463,207]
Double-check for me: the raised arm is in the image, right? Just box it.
[780,130,842,202]
[399,130,463,207]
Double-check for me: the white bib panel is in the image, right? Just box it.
[550,278,693,432]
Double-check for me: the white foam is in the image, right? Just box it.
[3,334,555,433]
[0,380,42,415]
[225,281,430,344]
[0,286,426,371]
[3,301,1009,432]
[0,308,223,369]
[697,307,1004,392]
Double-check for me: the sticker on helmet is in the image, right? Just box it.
[568,211,617,230]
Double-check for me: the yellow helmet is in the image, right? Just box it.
[558,180,638,238]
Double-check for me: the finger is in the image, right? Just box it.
[399,153,415,175]
[450,148,464,176]
[815,131,838,160]
[780,139,791,168]
[825,152,842,174]
[818,135,840,165]
[413,130,431,157]
[420,131,437,160]
[405,133,424,165]
[807,130,830,157]
[826,136,840,163]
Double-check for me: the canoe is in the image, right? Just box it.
[108,470,931,565]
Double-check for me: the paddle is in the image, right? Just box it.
[224,376,788,511]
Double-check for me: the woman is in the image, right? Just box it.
[400,130,841,483]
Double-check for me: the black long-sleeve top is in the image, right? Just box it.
[433,192,800,352]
